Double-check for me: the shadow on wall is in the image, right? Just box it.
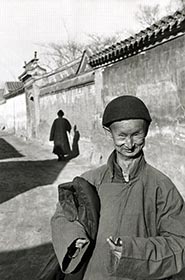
[0,242,54,280]
[49,124,80,161]
[0,138,24,159]
[0,159,68,204]
[69,125,80,159]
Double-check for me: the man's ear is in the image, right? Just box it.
[103,126,113,139]
[144,121,150,137]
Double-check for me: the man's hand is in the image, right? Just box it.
[68,238,89,259]
[75,238,89,249]
[107,236,123,259]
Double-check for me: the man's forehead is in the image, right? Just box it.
[110,119,145,128]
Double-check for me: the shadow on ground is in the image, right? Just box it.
[2,242,185,280]
[0,138,24,159]
[0,134,81,279]
[0,242,54,280]
[0,159,68,203]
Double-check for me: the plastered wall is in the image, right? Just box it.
[0,94,27,137]
[38,84,97,158]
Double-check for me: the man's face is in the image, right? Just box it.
[109,119,147,159]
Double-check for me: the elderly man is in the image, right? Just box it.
[51,95,185,280]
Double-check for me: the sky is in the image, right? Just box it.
[0,0,174,82]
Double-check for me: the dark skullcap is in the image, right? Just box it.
[102,95,152,128]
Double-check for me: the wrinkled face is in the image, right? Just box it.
[109,119,147,159]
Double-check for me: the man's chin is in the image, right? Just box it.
[118,149,142,159]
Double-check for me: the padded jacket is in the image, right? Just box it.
[51,176,100,279]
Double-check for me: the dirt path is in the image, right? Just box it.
[0,134,93,280]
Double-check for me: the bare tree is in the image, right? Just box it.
[38,1,185,71]
[177,0,185,9]
[135,4,161,29]
[38,39,85,70]
[166,0,185,14]
[38,31,129,70]
[85,33,122,53]
[136,1,185,30]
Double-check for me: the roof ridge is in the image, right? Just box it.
[89,7,185,67]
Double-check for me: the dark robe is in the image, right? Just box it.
[50,117,71,157]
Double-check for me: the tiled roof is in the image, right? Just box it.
[49,57,82,78]
[40,70,94,96]
[40,57,81,86]
[89,9,185,67]
[5,81,24,92]
[40,51,92,87]
[4,81,24,98]
[0,89,5,104]
[0,89,4,96]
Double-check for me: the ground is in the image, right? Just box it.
[1,133,185,280]
[0,133,93,280]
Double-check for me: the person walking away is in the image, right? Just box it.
[49,110,71,161]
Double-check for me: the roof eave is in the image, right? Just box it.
[89,10,185,68]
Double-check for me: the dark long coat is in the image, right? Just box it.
[49,117,71,156]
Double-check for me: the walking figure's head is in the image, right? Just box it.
[57,110,64,117]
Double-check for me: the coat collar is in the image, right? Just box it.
[107,150,146,183]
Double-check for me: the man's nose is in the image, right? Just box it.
[124,136,134,149]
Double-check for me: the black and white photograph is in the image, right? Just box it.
[0,0,185,279]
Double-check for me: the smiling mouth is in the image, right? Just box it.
[122,145,136,151]
[116,144,137,152]
[124,149,135,153]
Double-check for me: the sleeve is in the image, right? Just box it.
[51,202,90,274]
[80,165,108,189]
[49,120,55,141]
[65,119,71,133]
[110,184,185,279]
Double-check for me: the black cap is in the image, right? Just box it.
[102,95,152,127]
